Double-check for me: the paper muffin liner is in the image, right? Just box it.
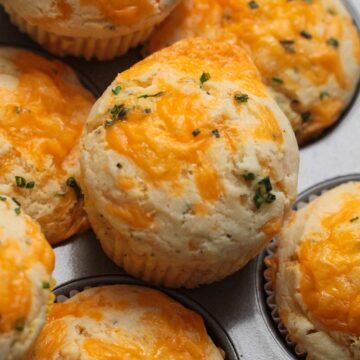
[4,7,157,60]
[86,206,254,289]
[263,190,330,359]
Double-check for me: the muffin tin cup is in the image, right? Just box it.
[261,173,360,359]
[54,274,240,360]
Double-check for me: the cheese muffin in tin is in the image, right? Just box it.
[80,37,299,288]
[271,182,360,359]
[29,285,224,359]
[0,195,55,360]
[0,0,182,60]
[146,0,360,144]
[0,47,94,245]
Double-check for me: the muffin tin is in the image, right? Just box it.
[1,1,360,358]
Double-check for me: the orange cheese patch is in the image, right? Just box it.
[298,193,360,335]
[81,0,157,25]
[106,39,283,201]
[0,51,94,173]
[0,218,54,333]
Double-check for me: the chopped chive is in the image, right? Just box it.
[243,172,255,181]
[111,85,122,95]
[192,128,201,137]
[272,77,284,85]
[234,93,249,103]
[15,176,26,188]
[12,197,21,207]
[350,216,359,223]
[279,39,295,53]
[0,196,6,201]
[110,104,128,120]
[137,92,164,99]
[25,181,35,189]
[258,176,272,192]
[41,281,50,289]
[300,30,312,39]
[14,207,21,215]
[248,0,259,9]
[211,129,220,138]
[301,111,312,123]
[200,72,211,86]
[14,319,25,332]
[327,37,339,48]
[253,177,276,209]
[320,91,330,100]
[66,177,83,199]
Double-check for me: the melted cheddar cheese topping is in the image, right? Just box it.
[148,0,360,142]
[32,286,218,359]
[298,192,360,335]
[0,199,54,334]
[0,51,94,173]
[106,38,283,204]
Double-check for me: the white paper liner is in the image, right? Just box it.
[263,190,328,358]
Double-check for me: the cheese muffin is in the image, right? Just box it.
[80,37,299,288]
[29,285,224,359]
[0,195,55,360]
[0,0,182,61]
[272,182,360,359]
[146,0,360,144]
[0,47,94,244]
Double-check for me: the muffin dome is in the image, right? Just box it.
[146,0,360,144]
[272,182,360,359]
[0,0,181,60]
[0,195,55,360]
[29,285,224,359]
[80,37,299,287]
[0,47,94,244]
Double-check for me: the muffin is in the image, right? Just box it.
[80,37,299,288]
[29,285,224,359]
[0,0,182,61]
[271,182,360,359]
[0,47,94,245]
[0,195,55,360]
[146,0,360,144]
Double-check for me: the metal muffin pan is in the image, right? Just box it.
[1,0,359,358]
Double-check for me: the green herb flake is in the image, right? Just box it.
[300,30,312,39]
[192,128,201,137]
[253,177,276,209]
[14,319,25,332]
[0,196,7,201]
[137,92,164,99]
[104,119,114,128]
[111,85,122,95]
[243,172,255,181]
[327,37,339,48]
[211,129,220,138]
[200,72,211,86]
[110,104,128,120]
[320,91,330,100]
[234,93,249,103]
[26,181,35,189]
[15,176,26,188]
[301,111,312,123]
[12,197,21,207]
[42,281,50,289]
[66,177,83,199]
[272,77,284,85]
[248,0,259,9]
[279,39,295,53]
[14,207,21,216]
[350,216,359,223]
